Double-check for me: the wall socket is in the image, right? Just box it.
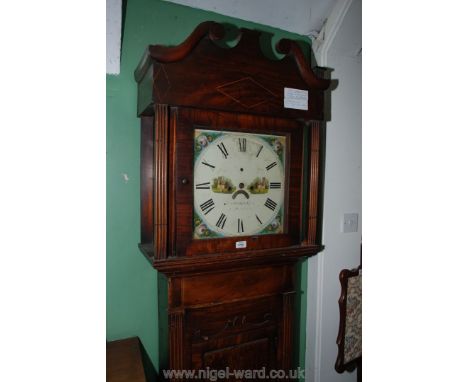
[342,213,359,233]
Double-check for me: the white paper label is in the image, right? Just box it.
[235,240,247,249]
[284,87,308,110]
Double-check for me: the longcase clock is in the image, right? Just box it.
[134,21,330,377]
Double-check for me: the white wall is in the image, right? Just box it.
[106,0,122,74]
[166,0,335,36]
[306,0,361,381]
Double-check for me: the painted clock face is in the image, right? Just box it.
[193,129,286,239]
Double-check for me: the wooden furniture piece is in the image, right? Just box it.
[107,337,148,382]
[335,266,362,379]
[134,21,330,376]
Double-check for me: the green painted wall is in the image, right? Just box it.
[107,0,312,375]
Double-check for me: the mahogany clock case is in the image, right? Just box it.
[133,20,331,376]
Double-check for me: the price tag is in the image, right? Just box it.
[284,87,308,110]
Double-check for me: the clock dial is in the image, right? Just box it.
[193,129,286,239]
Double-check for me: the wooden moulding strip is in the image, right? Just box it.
[154,104,168,259]
[169,309,185,375]
[280,291,295,370]
[307,121,320,244]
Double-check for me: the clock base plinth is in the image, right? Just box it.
[155,257,313,376]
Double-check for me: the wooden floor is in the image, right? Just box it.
[107,337,147,382]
